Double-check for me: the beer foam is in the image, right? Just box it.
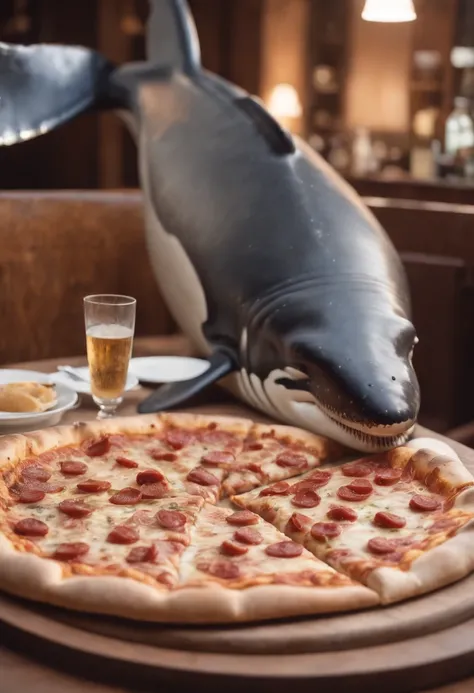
[86,324,134,340]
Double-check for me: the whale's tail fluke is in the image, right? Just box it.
[0,42,118,146]
[147,0,200,74]
[0,1,200,147]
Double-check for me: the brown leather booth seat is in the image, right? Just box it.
[0,190,173,365]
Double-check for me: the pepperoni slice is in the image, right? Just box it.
[220,539,249,556]
[60,461,88,476]
[200,429,236,445]
[291,479,324,494]
[374,468,402,486]
[226,510,259,526]
[409,494,441,512]
[126,544,158,563]
[85,437,111,457]
[373,511,407,529]
[292,489,320,508]
[53,542,89,561]
[266,541,303,558]
[21,465,51,482]
[245,461,262,473]
[141,482,168,499]
[347,479,373,494]
[109,487,142,505]
[327,506,358,522]
[136,469,165,485]
[165,429,194,450]
[259,481,290,497]
[156,571,175,587]
[77,479,111,493]
[186,468,220,486]
[22,481,65,494]
[129,509,155,526]
[275,452,308,469]
[201,451,235,466]
[107,525,139,544]
[287,512,310,533]
[247,442,263,451]
[337,486,371,502]
[150,450,178,462]
[116,456,139,468]
[367,537,400,555]
[307,470,333,486]
[155,509,187,530]
[17,489,46,504]
[14,518,48,536]
[234,527,263,545]
[205,560,240,580]
[310,522,342,541]
[58,499,94,518]
[342,461,372,477]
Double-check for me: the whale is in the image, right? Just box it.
[0,0,420,451]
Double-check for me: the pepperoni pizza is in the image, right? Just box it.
[0,411,473,623]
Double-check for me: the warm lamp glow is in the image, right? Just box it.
[362,0,416,23]
[267,83,302,119]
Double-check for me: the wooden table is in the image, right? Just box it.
[2,335,474,693]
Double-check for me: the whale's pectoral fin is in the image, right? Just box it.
[0,43,117,146]
[137,351,235,414]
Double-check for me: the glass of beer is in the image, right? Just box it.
[83,294,136,419]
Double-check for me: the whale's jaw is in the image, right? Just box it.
[227,368,415,453]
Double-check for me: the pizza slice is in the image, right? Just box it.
[221,422,344,497]
[232,446,474,604]
[175,502,379,621]
[2,477,204,588]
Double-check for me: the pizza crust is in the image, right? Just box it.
[0,534,379,622]
[0,413,165,467]
[367,517,474,604]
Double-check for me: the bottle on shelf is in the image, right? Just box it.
[445,97,474,177]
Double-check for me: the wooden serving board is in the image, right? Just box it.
[2,362,474,692]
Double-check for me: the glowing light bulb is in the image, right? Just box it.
[362,0,416,23]
[267,83,302,119]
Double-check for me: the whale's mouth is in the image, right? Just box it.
[315,399,415,449]
[276,376,415,450]
[323,410,414,449]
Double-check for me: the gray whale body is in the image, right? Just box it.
[0,0,420,451]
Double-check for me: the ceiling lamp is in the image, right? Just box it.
[362,0,417,23]
[267,84,302,120]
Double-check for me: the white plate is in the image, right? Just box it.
[0,369,78,432]
[50,367,139,395]
[129,356,210,384]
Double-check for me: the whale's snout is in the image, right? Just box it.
[291,316,420,437]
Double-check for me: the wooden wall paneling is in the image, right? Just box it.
[188,0,227,75]
[401,252,466,431]
[366,198,474,263]
[224,0,264,96]
[0,0,99,190]
[260,0,310,137]
[97,0,132,189]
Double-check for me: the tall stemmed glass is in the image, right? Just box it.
[83,294,136,419]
